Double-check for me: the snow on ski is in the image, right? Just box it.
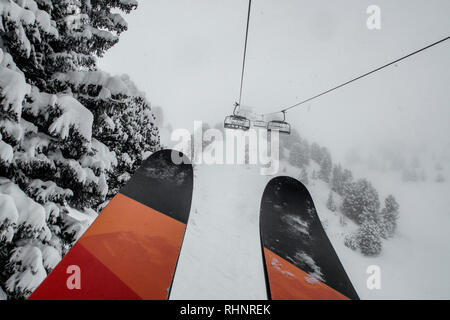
[260,176,359,300]
[29,150,193,300]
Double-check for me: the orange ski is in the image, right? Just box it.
[29,150,193,300]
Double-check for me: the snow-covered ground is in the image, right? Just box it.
[341,166,450,299]
[170,141,450,300]
[171,162,269,299]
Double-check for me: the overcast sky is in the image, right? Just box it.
[99,0,450,161]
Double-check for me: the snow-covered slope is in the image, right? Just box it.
[171,163,269,299]
[338,166,450,299]
[170,140,450,300]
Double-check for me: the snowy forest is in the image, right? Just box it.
[278,130,400,256]
[0,0,160,299]
[172,118,403,258]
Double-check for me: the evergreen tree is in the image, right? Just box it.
[310,142,322,164]
[331,164,354,196]
[330,165,342,194]
[58,73,160,197]
[341,179,380,224]
[326,191,337,212]
[344,220,383,256]
[331,165,341,193]
[344,233,358,251]
[356,221,383,256]
[0,0,159,299]
[342,168,353,189]
[318,150,332,183]
[380,195,400,238]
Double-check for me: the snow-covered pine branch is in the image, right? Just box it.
[0,0,160,299]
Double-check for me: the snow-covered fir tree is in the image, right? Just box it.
[341,179,380,224]
[380,195,399,238]
[310,142,323,164]
[344,220,383,256]
[354,221,383,256]
[331,165,343,193]
[318,149,332,183]
[326,191,337,212]
[331,164,353,196]
[344,193,400,256]
[0,0,159,299]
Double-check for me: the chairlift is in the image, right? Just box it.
[267,111,291,135]
[224,103,251,131]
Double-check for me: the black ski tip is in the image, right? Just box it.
[260,176,360,300]
[120,149,193,224]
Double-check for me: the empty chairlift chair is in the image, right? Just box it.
[224,115,251,131]
[267,112,291,134]
[224,103,251,131]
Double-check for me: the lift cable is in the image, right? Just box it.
[266,35,450,116]
[237,0,252,109]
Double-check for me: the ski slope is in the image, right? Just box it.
[170,163,269,299]
[170,146,450,300]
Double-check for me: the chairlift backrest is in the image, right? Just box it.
[224,115,251,131]
[267,120,291,134]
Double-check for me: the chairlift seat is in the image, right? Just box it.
[224,115,251,131]
[267,120,291,134]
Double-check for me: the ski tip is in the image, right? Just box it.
[120,148,194,224]
[259,176,360,300]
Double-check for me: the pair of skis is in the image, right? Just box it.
[29,149,358,300]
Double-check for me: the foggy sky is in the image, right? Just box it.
[99,0,450,162]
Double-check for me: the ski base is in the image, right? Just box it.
[29,149,193,300]
[260,176,359,300]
